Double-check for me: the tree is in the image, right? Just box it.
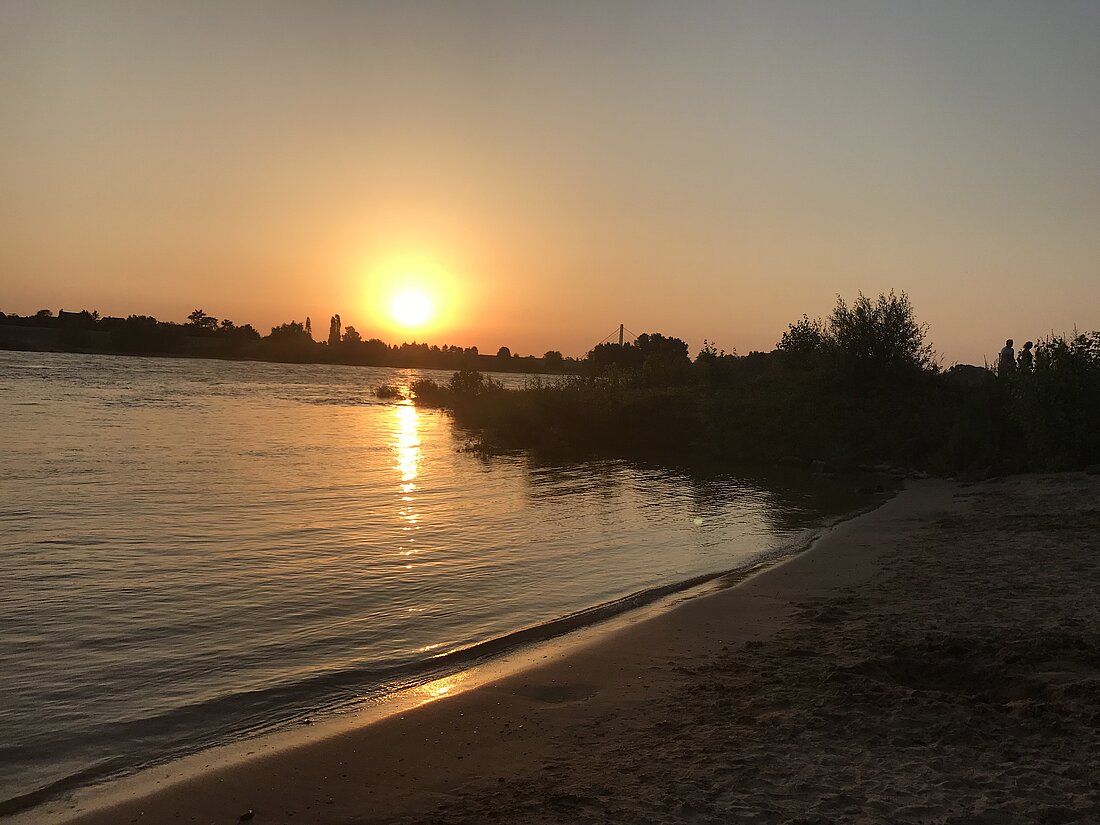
[497,346,512,358]
[585,333,690,378]
[777,291,936,379]
[587,341,643,371]
[187,309,218,333]
[777,315,829,368]
[635,332,690,367]
[111,315,185,353]
[829,291,936,376]
[262,321,316,361]
[328,314,342,346]
[268,321,310,340]
[343,326,361,345]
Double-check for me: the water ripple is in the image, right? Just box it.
[0,351,859,816]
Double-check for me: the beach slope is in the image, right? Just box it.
[55,474,1100,824]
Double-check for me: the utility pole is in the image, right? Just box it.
[618,323,624,347]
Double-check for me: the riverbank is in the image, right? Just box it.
[43,473,1100,824]
[0,323,573,375]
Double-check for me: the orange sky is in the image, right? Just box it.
[2,2,1098,364]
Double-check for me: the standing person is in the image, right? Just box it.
[1018,341,1034,371]
[998,339,1015,374]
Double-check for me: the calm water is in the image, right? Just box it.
[0,351,861,815]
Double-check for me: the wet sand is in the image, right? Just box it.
[48,474,1100,824]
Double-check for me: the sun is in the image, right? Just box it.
[390,289,434,329]
[359,249,461,337]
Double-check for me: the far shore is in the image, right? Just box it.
[0,324,574,376]
[28,472,1100,824]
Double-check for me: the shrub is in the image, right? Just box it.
[447,369,501,397]
[411,378,450,407]
[829,291,937,378]
[1009,331,1100,468]
[776,315,829,369]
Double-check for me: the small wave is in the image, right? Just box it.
[0,535,822,818]
[0,757,130,818]
[298,395,387,407]
[423,535,819,668]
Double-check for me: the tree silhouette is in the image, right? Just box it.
[268,321,310,340]
[587,341,644,370]
[777,315,828,369]
[777,291,935,379]
[187,309,219,333]
[635,332,689,366]
[829,291,935,377]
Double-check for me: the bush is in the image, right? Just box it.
[447,369,501,398]
[829,290,936,377]
[410,378,450,407]
[776,315,829,369]
[1009,331,1100,468]
[777,291,936,382]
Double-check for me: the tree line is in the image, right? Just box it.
[411,291,1100,475]
[0,308,578,374]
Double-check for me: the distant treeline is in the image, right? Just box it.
[0,308,578,374]
[411,292,1100,475]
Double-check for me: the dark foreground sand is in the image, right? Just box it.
[48,474,1100,824]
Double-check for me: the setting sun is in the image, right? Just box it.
[359,249,464,340]
[390,290,434,329]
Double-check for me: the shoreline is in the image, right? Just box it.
[13,503,865,824]
[0,329,574,377]
[32,473,1100,823]
[29,482,914,825]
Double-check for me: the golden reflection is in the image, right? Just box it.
[395,403,421,485]
[414,671,469,702]
[394,401,422,557]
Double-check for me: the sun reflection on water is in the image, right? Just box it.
[395,403,421,487]
[415,671,469,702]
[394,402,422,555]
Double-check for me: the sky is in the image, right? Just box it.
[2,1,1098,364]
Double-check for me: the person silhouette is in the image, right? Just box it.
[998,339,1015,374]
[1018,340,1034,371]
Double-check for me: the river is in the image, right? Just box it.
[0,350,863,816]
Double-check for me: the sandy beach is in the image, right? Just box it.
[44,473,1100,824]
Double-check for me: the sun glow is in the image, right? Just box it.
[390,290,433,329]
[360,249,461,338]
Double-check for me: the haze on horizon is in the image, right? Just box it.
[2,1,1098,366]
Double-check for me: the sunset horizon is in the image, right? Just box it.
[5,2,1099,366]
[5,3,1100,824]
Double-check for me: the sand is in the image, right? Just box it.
[44,473,1100,824]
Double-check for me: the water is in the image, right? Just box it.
[0,351,862,815]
